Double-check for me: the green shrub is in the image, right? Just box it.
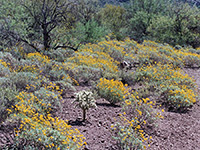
[148,3,200,47]
[67,65,102,86]
[10,72,41,91]
[0,63,11,77]
[72,19,108,43]
[43,49,74,62]
[147,15,176,45]
[160,84,196,110]
[0,86,18,123]
[111,95,158,150]
[34,88,61,113]
[135,63,197,110]
[183,55,200,68]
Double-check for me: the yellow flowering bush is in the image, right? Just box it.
[111,115,144,150]
[10,72,41,91]
[67,50,119,73]
[8,90,86,149]
[0,60,11,77]
[0,86,18,123]
[96,78,129,104]
[65,43,120,85]
[111,93,161,150]
[161,85,196,109]
[135,63,197,110]
[26,52,50,64]
[14,114,85,149]
[15,59,40,73]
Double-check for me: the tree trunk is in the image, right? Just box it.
[42,24,50,50]
[82,109,86,121]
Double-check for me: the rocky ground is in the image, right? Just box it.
[0,69,199,150]
[147,69,199,150]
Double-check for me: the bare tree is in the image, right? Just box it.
[0,0,80,51]
[22,0,78,50]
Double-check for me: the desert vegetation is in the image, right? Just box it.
[0,0,200,150]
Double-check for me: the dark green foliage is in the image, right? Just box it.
[148,2,200,47]
[99,4,127,40]
[124,0,169,42]
[71,19,108,43]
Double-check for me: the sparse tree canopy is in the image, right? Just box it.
[0,0,79,51]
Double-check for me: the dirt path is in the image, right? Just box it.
[148,69,200,150]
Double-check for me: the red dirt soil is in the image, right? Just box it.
[0,69,200,150]
[54,68,200,150]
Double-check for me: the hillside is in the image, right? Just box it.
[0,38,199,149]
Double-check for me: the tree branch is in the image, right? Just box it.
[54,43,80,51]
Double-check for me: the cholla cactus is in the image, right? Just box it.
[73,90,97,121]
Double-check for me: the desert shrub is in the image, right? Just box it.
[0,77,13,88]
[97,39,127,62]
[15,59,40,73]
[135,63,197,110]
[8,45,36,60]
[120,70,136,85]
[10,72,41,91]
[65,44,120,85]
[49,69,68,81]
[102,71,121,81]
[66,65,102,86]
[54,80,76,96]
[67,50,119,73]
[12,113,85,150]
[8,88,86,149]
[96,78,129,104]
[111,95,160,150]
[73,90,97,121]
[43,49,74,62]
[13,114,85,150]
[0,86,18,123]
[48,62,74,83]
[112,116,144,150]
[160,84,196,110]
[0,52,19,71]
[0,62,11,77]
[183,54,200,68]
[26,52,50,64]
[34,88,61,113]
[188,48,200,55]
